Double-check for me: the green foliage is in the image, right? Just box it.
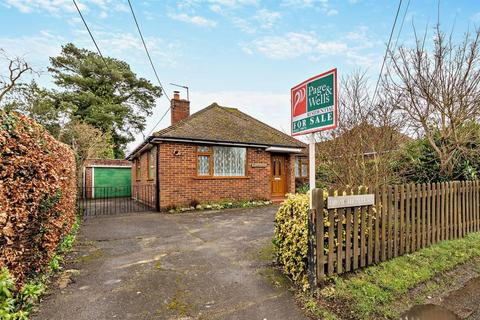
[168,199,272,213]
[296,183,309,194]
[0,215,79,319]
[48,43,162,158]
[1,81,66,137]
[48,255,62,272]
[39,190,62,214]
[396,123,480,183]
[0,268,44,320]
[273,193,310,290]
[273,189,370,292]
[319,232,480,319]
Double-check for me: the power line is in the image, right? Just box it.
[127,0,172,137]
[72,0,110,71]
[127,0,170,102]
[146,105,171,137]
[370,0,403,108]
[393,0,411,51]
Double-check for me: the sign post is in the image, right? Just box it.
[291,68,337,289]
[291,68,337,199]
[308,133,316,206]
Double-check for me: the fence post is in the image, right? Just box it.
[308,188,320,290]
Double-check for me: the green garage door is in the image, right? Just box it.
[93,167,131,198]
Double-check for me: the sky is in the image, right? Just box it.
[0,0,479,154]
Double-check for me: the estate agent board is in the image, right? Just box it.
[291,68,338,136]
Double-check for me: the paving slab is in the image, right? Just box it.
[32,206,308,320]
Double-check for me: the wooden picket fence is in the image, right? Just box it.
[310,180,480,282]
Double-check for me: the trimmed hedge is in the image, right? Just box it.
[0,111,77,288]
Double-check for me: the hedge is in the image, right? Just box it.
[0,111,77,288]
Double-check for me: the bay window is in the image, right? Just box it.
[197,145,247,177]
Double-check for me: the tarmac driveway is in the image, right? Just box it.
[33,207,308,320]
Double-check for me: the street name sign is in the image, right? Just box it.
[327,194,375,209]
[291,68,338,136]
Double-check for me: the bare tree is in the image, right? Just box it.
[385,25,480,177]
[315,71,405,188]
[59,121,114,186]
[0,50,33,102]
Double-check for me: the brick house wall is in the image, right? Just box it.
[130,146,157,206]
[130,141,297,210]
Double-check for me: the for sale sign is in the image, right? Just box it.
[291,68,337,136]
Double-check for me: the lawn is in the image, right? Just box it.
[313,232,480,319]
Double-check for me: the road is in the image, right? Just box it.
[33,207,308,320]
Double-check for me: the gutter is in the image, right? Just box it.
[151,137,270,148]
[265,146,304,153]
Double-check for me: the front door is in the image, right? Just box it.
[271,155,287,197]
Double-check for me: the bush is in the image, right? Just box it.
[0,111,77,288]
[0,267,44,319]
[274,193,310,290]
[274,189,370,291]
[395,123,480,183]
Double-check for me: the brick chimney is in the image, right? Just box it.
[171,91,190,125]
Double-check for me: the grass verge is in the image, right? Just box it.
[314,232,480,319]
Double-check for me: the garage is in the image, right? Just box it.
[82,159,132,199]
[93,167,131,198]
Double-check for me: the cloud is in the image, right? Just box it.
[254,9,281,29]
[281,0,338,16]
[0,31,65,80]
[208,0,258,7]
[281,0,328,8]
[2,0,81,14]
[240,27,381,68]
[232,17,256,34]
[168,13,217,27]
[70,29,181,67]
[242,32,348,59]
[471,12,480,23]
[2,0,128,15]
[326,9,338,16]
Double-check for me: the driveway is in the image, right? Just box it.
[33,207,308,320]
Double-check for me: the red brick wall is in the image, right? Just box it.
[131,146,157,206]
[132,142,297,210]
[158,142,277,209]
[171,95,190,125]
[286,154,296,195]
[84,167,92,198]
[83,159,131,167]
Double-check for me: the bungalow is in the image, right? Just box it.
[126,91,306,210]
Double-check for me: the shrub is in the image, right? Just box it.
[274,193,310,290]
[0,111,77,288]
[395,123,480,183]
[0,267,44,319]
[296,183,309,194]
[274,189,371,291]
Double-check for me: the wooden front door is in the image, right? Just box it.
[271,155,287,197]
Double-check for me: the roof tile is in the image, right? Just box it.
[154,103,305,148]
